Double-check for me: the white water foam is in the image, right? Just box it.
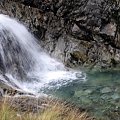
[0,14,86,94]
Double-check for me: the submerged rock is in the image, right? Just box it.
[84,89,92,94]
[101,87,112,94]
[111,93,120,100]
[74,89,92,98]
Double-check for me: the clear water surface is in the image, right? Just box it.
[44,70,120,120]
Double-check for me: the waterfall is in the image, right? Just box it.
[0,14,86,94]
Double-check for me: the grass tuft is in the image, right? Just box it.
[0,97,93,120]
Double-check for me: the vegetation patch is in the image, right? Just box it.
[0,97,93,120]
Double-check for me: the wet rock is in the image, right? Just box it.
[75,89,92,97]
[101,94,111,100]
[84,89,92,94]
[111,93,120,100]
[74,90,84,97]
[0,88,3,98]
[115,87,120,94]
[80,97,92,105]
[101,87,112,94]
[0,0,120,69]
[0,79,34,96]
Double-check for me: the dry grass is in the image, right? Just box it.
[0,98,93,120]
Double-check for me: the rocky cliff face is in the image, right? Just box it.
[0,0,120,70]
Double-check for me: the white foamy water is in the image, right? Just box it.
[0,14,86,94]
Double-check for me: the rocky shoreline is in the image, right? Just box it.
[0,80,50,113]
[0,85,89,118]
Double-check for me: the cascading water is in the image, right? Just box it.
[0,14,86,94]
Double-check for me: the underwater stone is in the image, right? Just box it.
[101,94,111,100]
[115,87,120,94]
[80,97,92,104]
[75,89,92,97]
[111,93,120,100]
[101,87,112,94]
[74,90,85,97]
[84,89,92,94]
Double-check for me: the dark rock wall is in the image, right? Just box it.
[0,0,120,69]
